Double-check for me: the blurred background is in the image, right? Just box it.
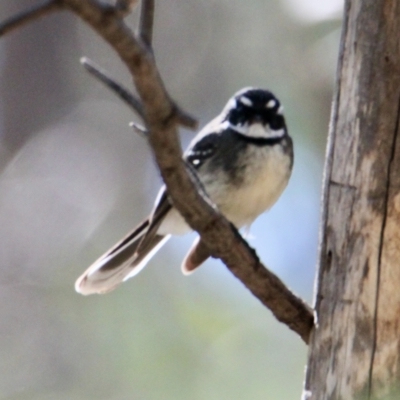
[0,1,342,399]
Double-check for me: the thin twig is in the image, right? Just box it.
[0,0,62,36]
[81,57,196,129]
[115,0,139,16]
[138,0,154,48]
[129,121,147,137]
[71,1,197,129]
[81,57,145,120]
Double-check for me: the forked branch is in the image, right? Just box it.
[115,0,139,16]
[0,0,314,343]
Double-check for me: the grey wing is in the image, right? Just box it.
[185,132,221,172]
[75,188,173,295]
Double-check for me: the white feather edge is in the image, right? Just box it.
[123,235,171,281]
[75,234,171,295]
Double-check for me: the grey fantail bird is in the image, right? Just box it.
[75,87,293,295]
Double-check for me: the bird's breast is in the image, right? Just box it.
[204,142,292,227]
[158,140,292,236]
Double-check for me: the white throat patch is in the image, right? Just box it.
[221,121,285,140]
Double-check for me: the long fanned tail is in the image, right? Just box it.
[75,188,174,295]
[75,218,170,295]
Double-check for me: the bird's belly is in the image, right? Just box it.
[223,171,289,227]
[210,144,292,227]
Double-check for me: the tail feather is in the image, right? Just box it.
[181,237,210,275]
[75,220,170,295]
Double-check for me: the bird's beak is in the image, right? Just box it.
[250,115,263,125]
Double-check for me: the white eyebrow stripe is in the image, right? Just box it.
[239,96,253,107]
[266,99,276,108]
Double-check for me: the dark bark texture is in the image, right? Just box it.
[305,0,400,399]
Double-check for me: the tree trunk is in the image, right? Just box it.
[304,0,400,399]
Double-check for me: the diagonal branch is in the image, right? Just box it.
[0,0,62,36]
[0,0,314,343]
